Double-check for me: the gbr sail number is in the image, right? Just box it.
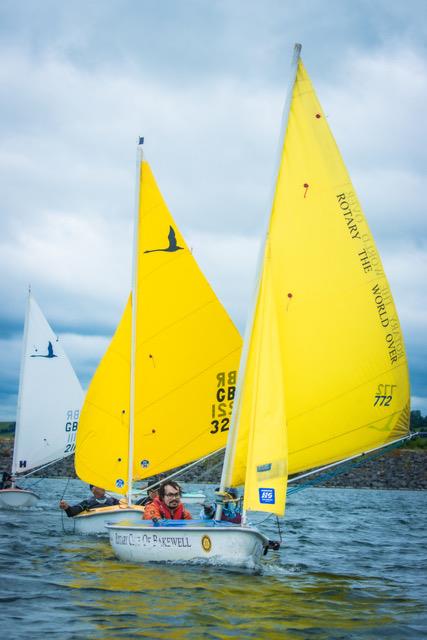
[210,371,236,434]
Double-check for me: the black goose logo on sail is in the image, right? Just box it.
[30,341,57,358]
[144,226,183,254]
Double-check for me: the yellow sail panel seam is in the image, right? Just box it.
[140,251,187,281]
[288,361,408,422]
[290,405,410,455]
[137,299,221,345]
[79,399,127,423]
[135,345,241,414]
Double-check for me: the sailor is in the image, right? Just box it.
[200,487,242,524]
[0,471,23,490]
[0,471,14,490]
[59,484,120,517]
[143,480,192,521]
[135,475,161,506]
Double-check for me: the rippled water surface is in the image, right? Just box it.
[1,479,426,639]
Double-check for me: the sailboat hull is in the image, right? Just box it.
[72,505,145,535]
[106,520,268,569]
[0,489,40,508]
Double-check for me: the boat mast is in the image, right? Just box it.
[127,138,144,505]
[12,286,32,484]
[215,44,302,521]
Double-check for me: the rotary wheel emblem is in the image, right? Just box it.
[201,535,212,552]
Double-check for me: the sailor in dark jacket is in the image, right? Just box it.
[59,484,120,517]
[135,476,161,506]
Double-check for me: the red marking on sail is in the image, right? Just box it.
[303,183,309,198]
[315,113,322,119]
[287,293,293,298]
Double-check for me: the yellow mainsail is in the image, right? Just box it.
[228,49,410,511]
[76,161,242,494]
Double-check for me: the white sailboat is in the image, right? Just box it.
[0,292,84,508]
[107,44,410,568]
[73,148,242,534]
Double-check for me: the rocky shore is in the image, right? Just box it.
[1,436,426,489]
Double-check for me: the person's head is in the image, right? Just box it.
[159,480,182,511]
[89,485,106,499]
[147,476,161,499]
[215,486,238,501]
[2,472,12,487]
[225,487,238,501]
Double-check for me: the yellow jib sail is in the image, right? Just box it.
[76,161,242,493]
[229,53,410,503]
[232,251,287,515]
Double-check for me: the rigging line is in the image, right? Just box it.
[24,476,45,489]
[143,447,224,491]
[60,477,71,534]
[288,432,413,484]
[60,477,71,500]
[255,513,275,526]
[286,436,411,495]
[276,516,283,543]
[14,456,71,479]
[137,420,226,472]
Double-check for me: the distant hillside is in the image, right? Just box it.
[0,421,15,435]
[1,415,426,489]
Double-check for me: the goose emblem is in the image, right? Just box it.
[144,226,183,254]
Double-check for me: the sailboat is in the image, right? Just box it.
[106,44,410,568]
[73,151,242,534]
[0,292,84,508]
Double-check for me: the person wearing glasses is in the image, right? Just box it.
[143,480,192,521]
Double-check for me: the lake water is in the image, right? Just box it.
[0,479,426,639]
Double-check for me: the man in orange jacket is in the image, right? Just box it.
[143,480,192,521]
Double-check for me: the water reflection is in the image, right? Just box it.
[61,538,419,640]
[1,481,425,640]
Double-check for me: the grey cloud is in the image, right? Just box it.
[1,2,427,417]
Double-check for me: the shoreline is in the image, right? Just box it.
[1,437,425,490]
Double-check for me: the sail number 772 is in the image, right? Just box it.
[374,384,396,407]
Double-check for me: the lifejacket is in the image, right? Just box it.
[144,496,191,520]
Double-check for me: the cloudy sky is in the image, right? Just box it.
[1,0,426,419]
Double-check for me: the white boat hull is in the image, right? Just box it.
[72,505,144,535]
[181,493,206,504]
[0,489,40,508]
[107,521,268,569]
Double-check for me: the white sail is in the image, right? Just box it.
[12,293,84,475]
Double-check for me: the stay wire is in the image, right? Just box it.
[286,437,407,496]
[60,477,71,534]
